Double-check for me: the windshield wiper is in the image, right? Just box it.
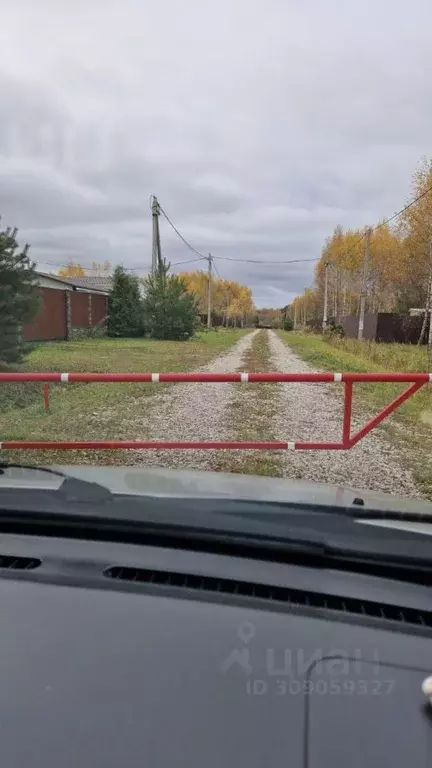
[0,463,112,501]
[0,463,67,479]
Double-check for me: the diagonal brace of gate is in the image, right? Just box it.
[0,371,429,451]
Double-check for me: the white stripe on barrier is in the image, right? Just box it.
[287,441,295,450]
[60,373,69,383]
[151,373,160,383]
[334,373,342,382]
[240,373,249,383]
[429,374,432,383]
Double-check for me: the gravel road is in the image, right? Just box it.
[129,330,258,470]
[128,328,421,497]
[267,331,421,496]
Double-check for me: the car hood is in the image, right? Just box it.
[60,466,432,514]
[1,464,429,515]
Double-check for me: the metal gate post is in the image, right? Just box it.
[342,381,353,447]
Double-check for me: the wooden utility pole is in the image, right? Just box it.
[151,195,162,275]
[207,253,212,328]
[358,227,372,340]
[322,261,329,330]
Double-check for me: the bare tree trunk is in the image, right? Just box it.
[342,287,347,316]
[418,309,428,346]
[419,269,432,346]
[428,281,432,352]
[334,268,340,319]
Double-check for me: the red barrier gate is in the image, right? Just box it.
[0,371,430,451]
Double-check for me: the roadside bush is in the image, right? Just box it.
[270,318,282,329]
[283,317,294,331]
[69,326,107,341]
[196,326,219,335]
[322,319,345,339]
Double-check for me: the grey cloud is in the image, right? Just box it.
[0,0,431,306]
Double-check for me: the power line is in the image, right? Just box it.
[171,257,207,267]
[295,181,432,305]
[161,181,432,268]
[213,182,432,268]
[158,203,207,258]
[36,259,143,273]
[340,182,432,258]
[157,199,319,267]
[40,181,432,280]
[38,250,318,273]
[375,182,432,231]
[37,255,204,273]
[212,259,223,280]
[212,255,319,265]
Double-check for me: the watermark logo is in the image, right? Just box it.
[220,622,255,675]
[220,623,395,697]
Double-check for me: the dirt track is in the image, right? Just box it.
[267,331,420,496]
[127,329,421,497]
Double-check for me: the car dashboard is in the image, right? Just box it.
[0,531,431,767]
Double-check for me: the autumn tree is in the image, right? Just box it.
[396,158,432,313]
[179,270,255,326]
[368,224,402,312]
[91,260,111,276]
[256,308,282,328]
[227,284,254,327]
[58,260,111,279]
[312,223,403,320]
[290,157,432,328]
[177,271,209,314]
[58,260,86,278]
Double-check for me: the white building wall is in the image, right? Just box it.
[37,275,72,291]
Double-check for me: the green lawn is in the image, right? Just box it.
[281,332,430,373]
[277,331,432,496]
[0,330,248,465]
[277,331,431,417]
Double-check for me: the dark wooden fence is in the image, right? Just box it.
[339,313,430,343]
[23,288,108,342]
[23,288,67,341]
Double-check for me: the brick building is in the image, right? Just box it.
[23,273,110,342]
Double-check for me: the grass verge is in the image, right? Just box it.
[277,331,432,496]
[214,330,282,477]
[0,329,248,466]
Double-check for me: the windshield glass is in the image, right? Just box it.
[0,0,431,525]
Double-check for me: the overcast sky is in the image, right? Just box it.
[0,0,431,307]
